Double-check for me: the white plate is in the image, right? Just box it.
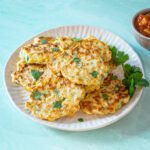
[4,25,144,131]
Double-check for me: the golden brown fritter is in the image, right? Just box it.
[61,36,112,86]
[80,74,130,115]
[25,77,85,121]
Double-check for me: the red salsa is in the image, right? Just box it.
[135,12,150,37]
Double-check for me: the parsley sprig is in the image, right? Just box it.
[109,46,129,66]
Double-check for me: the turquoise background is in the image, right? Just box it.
[0,0,150,149]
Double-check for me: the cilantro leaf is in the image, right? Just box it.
[31,70,43,80]
[123,64,133,78]
[32,91,42,100]
[53,101,62,108]
[41,39,47,44]
[52,47,59,52]
[91,71,98,78]
[132,66,141,73]
[136,79,149,87]
[109,46,129,66]
[78,118,84,122]
[122,78,130,87]
[61,97,66,101]
[109,46,149,97]
[102,93,109,99]
[111,75,118,80]
[73,57,80,63]
[129,72,143,84]
[122,63,149,97]
[123,64,142,78]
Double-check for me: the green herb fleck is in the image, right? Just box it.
[32,91,42,100]
[78,118,84,122]
[73,57,80,63]
[109,46,129,66]
[102,93,109,99]
[72,37,81,42]
[31,70,43,80]
[52,47,59,52]
[61,97,66,101]
[53,101,62,108]
[41,39,47,44]
[111,75,118,80]
[102,57,105,61]
[91,71,98,78]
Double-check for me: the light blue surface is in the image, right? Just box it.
[0,0,150,149]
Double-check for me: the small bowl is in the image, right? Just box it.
[132,8,150,50]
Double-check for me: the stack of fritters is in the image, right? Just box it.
[12,36,129,121]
